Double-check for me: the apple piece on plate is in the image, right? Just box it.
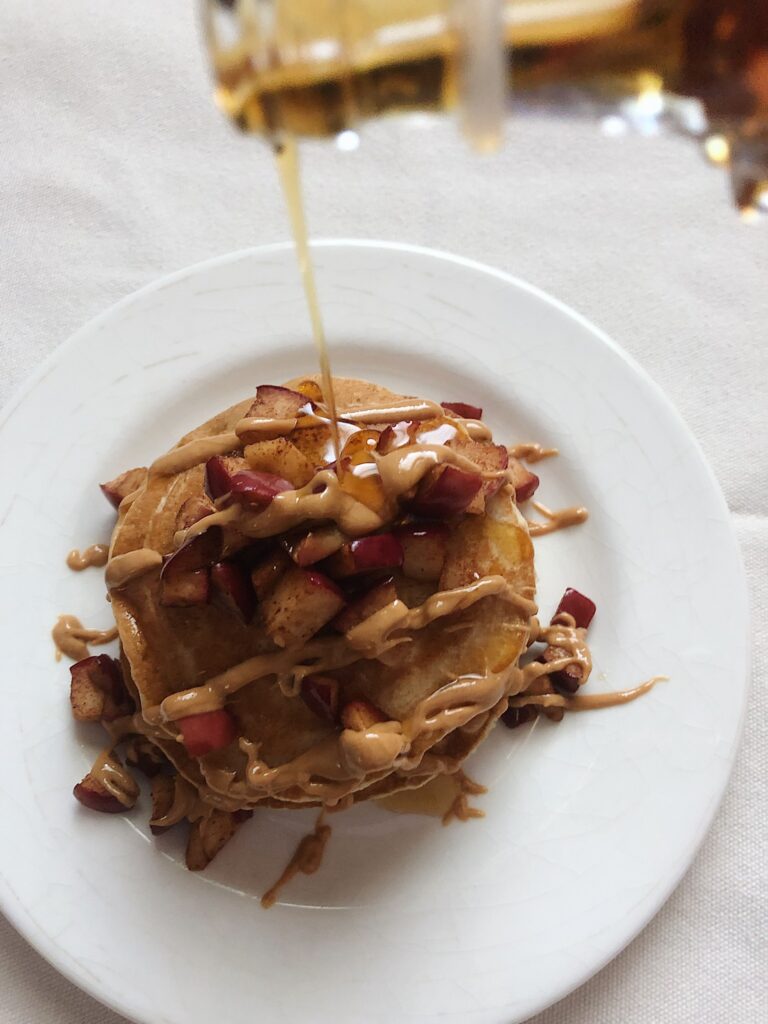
[229,469,293,506]
[178,709,238,757]
[501,704,538,730]
[244,437,315,487]
[186,809,243,871]
[73,776,127,814]
[100,467,146,509]
[175,495,215,531]
[261,566,345,647]
[287,526,347,567]
[394,523,449,581]
[410,465,482,518]
[211,560,256,622]
[247,384,307,419]
[300,674,340,723]
[159,565,210,602]
[323,534,403,579]
[332,576,398,633]
[340,699,387,730]
[149,774,176,834]
[69,654,133,722]
[440,401,483,420]
[250,547,292,600]
[555,588,596,630]
[507,458,540,503]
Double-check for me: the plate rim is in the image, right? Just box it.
[0,239,750,1024]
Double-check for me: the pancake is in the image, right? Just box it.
[106,377,536,819]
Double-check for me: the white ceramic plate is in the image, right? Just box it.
[0,241,747,1024]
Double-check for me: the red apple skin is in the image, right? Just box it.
[332,576,398,633]
[178,710,238,757]
[204,455,244,500]
[394,523,449,582]
[555,588,596,630]
[501,705,538,730]
[324,534,403,579]
[300,674,340,723]
[410,465,482,518]
[69,655,132,722]
[228,470,293,506]
[440,401,483,419]
[73,780,126,814]
[176,495,215,531]
[100,467,146,509]
[164,526,223,574]
[210,560,256,622]
[507,458,540,503]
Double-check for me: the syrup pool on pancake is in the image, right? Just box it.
[59,376,661,904]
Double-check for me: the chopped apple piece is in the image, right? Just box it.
[150,774,176,834]
[555,588,596,630]
[340,699,386,731]
[287,526,347,567]
[323,534,403,579]
[186,809,243,871]
[332,576,398,633]
[261,566,345,647]
[507,458,540,503]
[300,674,340,723]
[100,467,146,509]
[250,547,292,600]
[178,709,237,757]
[441,401,483,419]
[165,526,223,573]
[449,439,508,513]
[246,384,307,420]
[288,424,335,468]
[501,704,538,730]
[73,776,127,814]
[230,470,293,506]
[175,495,215,531]
[204,454,248,500]
[69,655,133,722]
[211,560,256,622]
[410,465,482,518]
[160,563,210,607]
[244,437,315,487]
[394,523,449,581]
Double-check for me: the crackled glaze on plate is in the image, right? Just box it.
[0,242,748,1024]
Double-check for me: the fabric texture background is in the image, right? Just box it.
[0,2,766,1022]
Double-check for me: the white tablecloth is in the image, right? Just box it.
[1,3,766,1022]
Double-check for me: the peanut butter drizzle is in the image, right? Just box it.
[261,812,332,909]
[105,548,163,590]
[520,612,593,689]
[509,443,559,463]
[442,770,488,826]
[66,544,109,571]
[89,749,139,808]
[345,577,536,657]
[149,432,241,477]
[526,500,589,537]
[235,416,301,440]
[464,420,492,440]
[52,615,118,661]
[508,676,666,712]
[337,399,444,424]
[152,581,533,724]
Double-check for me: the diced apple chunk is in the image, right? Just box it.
[204,455,248,500]
[211,560,256,622]
[507,458,540,503]
[69,655,133,723]
[449,439,508,513]
[394,523,449,581]
[178,709,238,757]
[186,809,243,871]
[287,526,347,567]
[332,576,398,633]
[410,465,482,518]
[261,566,345,647]
[441,401,483,419]
[175,495,215,531]
[323,534,403,579]
[100,467,146,509]
[340,699,386,731]
[73,776,127,814]
[246,384,307,420]
[250,547,292,600]
[159,564,210,607]
[555,588,596,630]
[244,437,315,487]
